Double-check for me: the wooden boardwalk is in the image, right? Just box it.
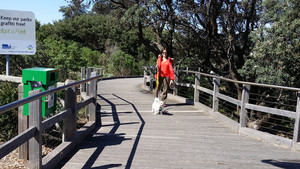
[58,78,300,169]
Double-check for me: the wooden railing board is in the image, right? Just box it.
[42,109,72,131]
[142,66,300,149]
[245,103,296,119]
[0,126,36,159]
[0,68,102,169]
[217,92,241,106]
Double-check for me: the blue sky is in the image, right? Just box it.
[1,0,69,24]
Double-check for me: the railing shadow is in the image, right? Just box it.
[262,159,300,169]
[57,94,130,169]
[79,94,128,169]
[60,93,145,169]
[112,94,145,169]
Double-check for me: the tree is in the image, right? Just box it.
[101,0,178,56]
[0,82,18,141]
[108,49,135,76]
[239,0,300,87]
[60,0,90,18]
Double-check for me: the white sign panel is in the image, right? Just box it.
[0,9,36,55]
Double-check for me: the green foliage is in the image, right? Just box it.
[108,50,135,76]
[0,83,18,141]
[239,0,300,87]
[52,14,112,52]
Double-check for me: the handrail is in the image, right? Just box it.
[142,66,300,150]
[0,69,102,169]
[0,74,102,115]
[185,70,300,92]
[142,65,300,91]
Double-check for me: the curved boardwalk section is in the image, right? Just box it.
[59,77,300,169]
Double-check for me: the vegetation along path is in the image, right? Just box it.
[58,77,300,169]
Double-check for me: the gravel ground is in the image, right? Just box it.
[0,118,88,168]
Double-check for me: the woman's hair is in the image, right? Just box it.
[160,48,164,54]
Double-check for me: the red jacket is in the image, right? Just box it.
[156,56,175,80]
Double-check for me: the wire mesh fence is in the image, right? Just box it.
[177,71,195,100]
[174,68,299,140]
[246,86,297,138]
[199,91,213,107]
[219,98,240,122]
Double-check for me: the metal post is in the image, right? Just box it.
[6,55,10,76]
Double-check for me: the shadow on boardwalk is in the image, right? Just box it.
[58,93,145,169]
[58,78,300,169]
[262,159,300,169]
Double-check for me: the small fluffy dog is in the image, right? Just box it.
[152,98,163,115]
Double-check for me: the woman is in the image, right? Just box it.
[154,48,175,106]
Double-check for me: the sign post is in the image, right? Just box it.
[0,9,36,75]
[6,54,9,75]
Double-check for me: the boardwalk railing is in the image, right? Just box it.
[142,66,300,150]
[0,70,102,169]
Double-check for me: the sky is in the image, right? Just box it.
[1,0,69,24]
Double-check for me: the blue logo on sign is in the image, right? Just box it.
[27,45,33,50]
[2,44,11,49]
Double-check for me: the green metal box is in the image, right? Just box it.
[22,67,58,117]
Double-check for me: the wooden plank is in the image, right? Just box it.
[213,78,220,112]
[29,89,42,169]
[0,126,36,159]
[76,121,95,144]
[0,75,22,83]
[194,70,200,102]
[177,82,195,88]
[85,68,92,117]
[240,127,293,147]
[216,92,241,106]
[42,109,72,131]
[240,84,250,127]
[42,142,76,169]
[80,67,86,93]
[293,92,300,142]
[88,79,96,122]
[173,68,178,96]
[197,85,213,95]
[59,78,300,169]
[63,86,76,142]
[245,103,296,118]
[76,97,93,110]
[18,84,29,159]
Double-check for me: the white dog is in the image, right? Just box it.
[152,98,163,115]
